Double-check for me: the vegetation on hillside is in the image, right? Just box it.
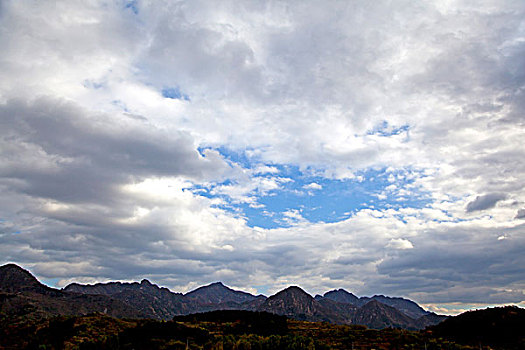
[3,308,522,350]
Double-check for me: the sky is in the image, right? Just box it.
[0,0,524,316]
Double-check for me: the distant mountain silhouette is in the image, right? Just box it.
[360,295,429,319]
[1,263,447,329]
[321,288,429,319]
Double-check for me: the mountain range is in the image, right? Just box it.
[0,263,447,330]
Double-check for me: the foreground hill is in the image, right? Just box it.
[1,263,445,329]
[2,309,522,350]
[428,306,525,350]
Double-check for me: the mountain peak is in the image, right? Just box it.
[0,263,32,275]
[185,281,257,304]
[0,263,49,293]
[323,288,359,305]
[265,286,315,305]
[279,285,310,296]
[209,281,226,287]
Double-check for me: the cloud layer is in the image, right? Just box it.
[1,0,524,314]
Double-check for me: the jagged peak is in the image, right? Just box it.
[273,285,312,298]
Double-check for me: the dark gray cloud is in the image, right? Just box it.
[466,193,507,212]
[0,97,230,205]
[516,209,525,219]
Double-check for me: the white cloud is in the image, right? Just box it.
[303,182,322,190]
[386,238,414,250]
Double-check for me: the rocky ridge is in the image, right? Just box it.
[0,263,447,329]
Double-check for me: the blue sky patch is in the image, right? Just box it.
[124,0,139,14]
[367,120,410,138]
[192,148,432,229]
[82,79,105,89]
[162,87,190,101]
[41,277,61,288]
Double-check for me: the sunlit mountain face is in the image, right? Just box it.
[1,0,524,316]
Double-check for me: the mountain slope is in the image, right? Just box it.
[363,295,429,319]
[258,286,344,323]
[316,297,357,323]
[323,289,360,305]
[0,265,145,320]
[353,300,418,329]
[416,312,448,328]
